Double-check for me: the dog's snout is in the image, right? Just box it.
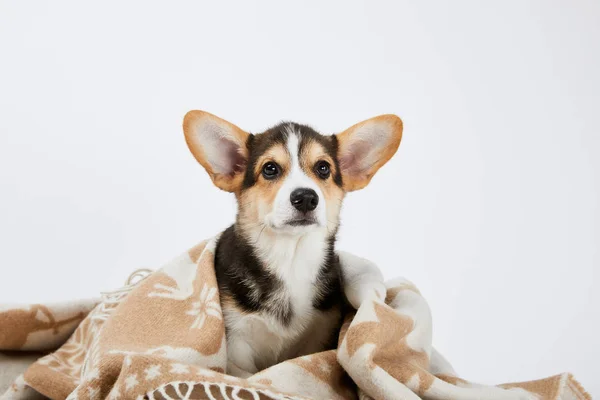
[290,188,319,213]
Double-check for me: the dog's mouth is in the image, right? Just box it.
[285,218,317,227]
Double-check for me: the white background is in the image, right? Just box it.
[1,0,598,394]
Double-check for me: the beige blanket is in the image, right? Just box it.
[0,235,591,400]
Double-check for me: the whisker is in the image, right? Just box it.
[254,224,267,245]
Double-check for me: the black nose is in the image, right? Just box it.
[290,188,319,213]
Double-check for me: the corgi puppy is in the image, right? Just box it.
[182,111,403,378]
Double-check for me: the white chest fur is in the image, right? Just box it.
[259,230,328,318]
[224,229,339,377]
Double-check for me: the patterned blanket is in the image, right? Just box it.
[0,235,591,400]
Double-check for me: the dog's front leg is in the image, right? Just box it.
[227,362,255,379]
[338,251,386,309]
[226,336,259,378]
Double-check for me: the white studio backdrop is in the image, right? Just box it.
[0,0,598,394]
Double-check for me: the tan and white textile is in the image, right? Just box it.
[0,235,591,400]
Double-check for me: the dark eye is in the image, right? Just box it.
[262,162,280,179]
[315,161,331,179]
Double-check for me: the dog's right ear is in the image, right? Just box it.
[183,110,250,192]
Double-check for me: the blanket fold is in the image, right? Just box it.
[0,235,591,400]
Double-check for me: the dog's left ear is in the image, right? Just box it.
[336,114,403,191]
[183,110,250,192]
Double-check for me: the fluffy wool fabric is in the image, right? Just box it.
[0,234,591,400]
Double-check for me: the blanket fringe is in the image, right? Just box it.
[126,268,154,286]
[145,381,307,400]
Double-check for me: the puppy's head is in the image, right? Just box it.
[183,111,402,237]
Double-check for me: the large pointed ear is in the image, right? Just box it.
[183,110,250,192]
[336,114,403,192]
